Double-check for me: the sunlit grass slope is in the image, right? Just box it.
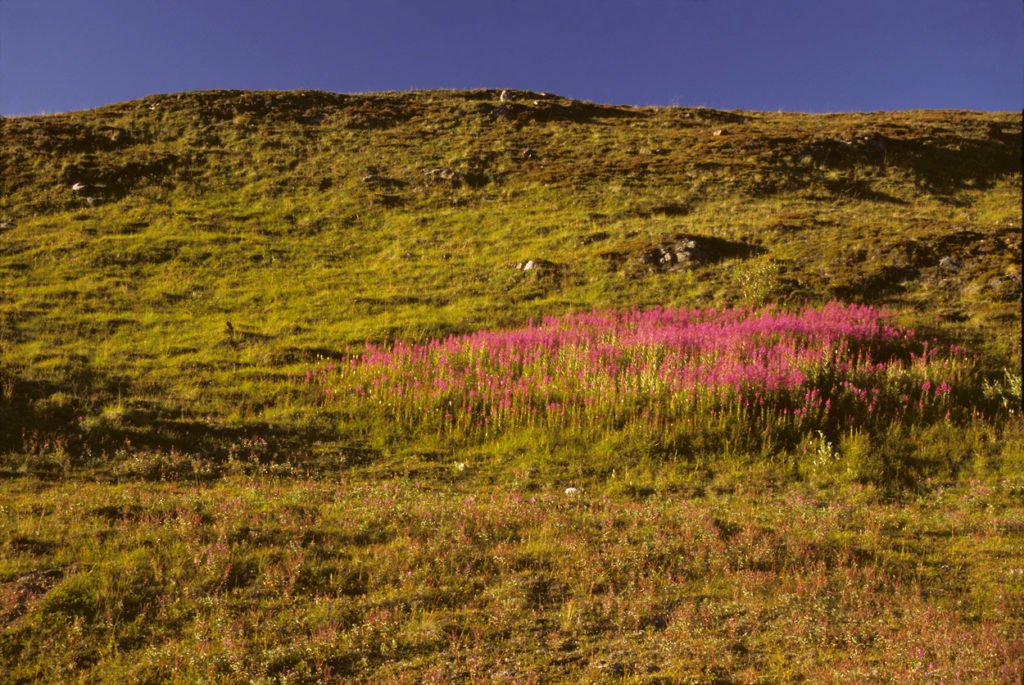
[0,89,1021,682]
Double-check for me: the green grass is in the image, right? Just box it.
[1,474,1022,682]
[0,88,1021,682]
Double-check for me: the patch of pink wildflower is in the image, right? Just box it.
[307,302,972,440]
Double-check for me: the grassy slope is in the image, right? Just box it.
[0,89,1021,682]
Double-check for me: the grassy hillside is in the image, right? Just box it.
[0,90,1021,682]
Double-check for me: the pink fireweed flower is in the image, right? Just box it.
[320,302,966,438]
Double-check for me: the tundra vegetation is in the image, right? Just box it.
[0,89,1021,682]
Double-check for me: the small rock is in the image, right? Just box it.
[423,168,464,184]
[938,256,961,270]
[0,222,14,230]
[565,487,579,497]
[641,247,666,265]
[673,239,702,264]
[85,197,97,206]
[640,238,711,270]
[514,258,559,272]
[595,660,626,676]
[712,128,726,136]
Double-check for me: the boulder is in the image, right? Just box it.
[630,235,762,273]
[640,239,708,269]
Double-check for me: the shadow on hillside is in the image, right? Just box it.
[0,366,363,480]
[25,123,137,154]
[819,178,907,204]
[59,154,194,201]
[0,376,77,453]
[805,129,1022,198]
[828,265,919,302]
[889,131,1022,197]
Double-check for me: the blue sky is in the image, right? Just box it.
[1,0,1021,116]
